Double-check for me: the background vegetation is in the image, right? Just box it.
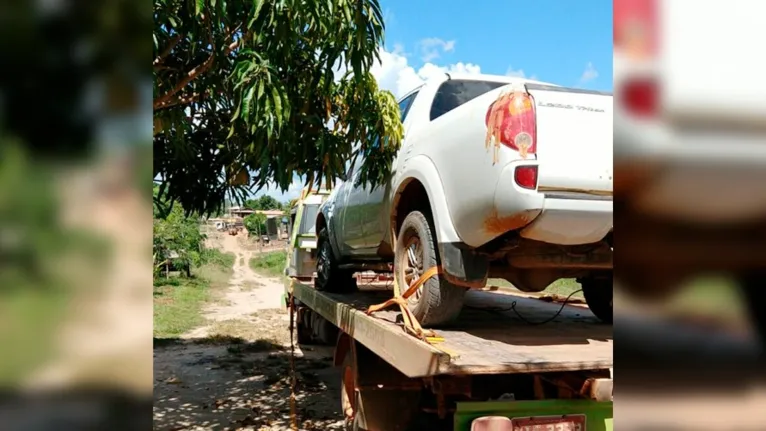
[249,251,288,278]
[153,0,403,216]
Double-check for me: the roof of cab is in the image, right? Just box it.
[443,72,559,87]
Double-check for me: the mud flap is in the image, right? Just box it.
[353,342,423,431]
[438,242,489,288]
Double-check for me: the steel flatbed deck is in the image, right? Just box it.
[289,280,613,379]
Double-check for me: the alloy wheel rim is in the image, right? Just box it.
[401,233,424,305]
[318,243,330,282]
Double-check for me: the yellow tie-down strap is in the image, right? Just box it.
[365,264,463,359]
[427,337,461,359]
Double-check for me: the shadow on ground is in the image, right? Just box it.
[0,390,152,430]
[153,334,343,431]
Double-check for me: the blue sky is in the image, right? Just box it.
[254,0,612,201]
[379,0,612,91]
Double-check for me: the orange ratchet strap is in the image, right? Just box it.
[365,265,444,342]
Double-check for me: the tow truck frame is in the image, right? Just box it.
[284,278,613,430]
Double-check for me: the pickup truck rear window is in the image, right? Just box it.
[430,79,506,121]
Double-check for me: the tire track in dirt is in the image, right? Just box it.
[184,233,284,339]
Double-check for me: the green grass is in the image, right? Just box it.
[663,275,744,319]
[153,249,235,338]
[486,278,584,298]
[249,250,287,278]
[490,275,745,321]
[201,247,236,268]
[153,278,209,337]
[0,289,69,385]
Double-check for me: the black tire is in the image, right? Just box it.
[317,318,339,346]
[340,348,359,429]
[736,272,766,347]
[395,211,466,327]
[581,277,613,324]
[344,416,361,431]
[296,310,313,345]
[316,228,358,293]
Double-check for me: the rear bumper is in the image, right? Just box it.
[491,160,545,230]
[493,161,612,245]
[520,197,613,245]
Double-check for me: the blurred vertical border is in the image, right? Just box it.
[0,0,153,428]
[614,0,766,429]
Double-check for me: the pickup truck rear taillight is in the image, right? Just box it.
[485,91,537,159]
[622,78,657,117]
[614,0,657,59]
[514,165,538,190]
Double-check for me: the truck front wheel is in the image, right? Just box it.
[395,211,466,327]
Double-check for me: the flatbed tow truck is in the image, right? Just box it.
[284,277,613,430]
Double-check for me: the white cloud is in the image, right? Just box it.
[417,37,456,62]
[383,8,396,27]
[505,66,539,81]
[371,47,482,98]
[336,42,485,97]
[505,66,527,78]
[258,43,492,197]
[579,62,599,84]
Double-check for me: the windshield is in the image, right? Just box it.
[299,204,320,235]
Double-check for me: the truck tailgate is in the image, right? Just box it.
[526,84,613,195]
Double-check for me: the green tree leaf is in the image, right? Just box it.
[153,0,403,216]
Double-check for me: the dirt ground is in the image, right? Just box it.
[154,232,346,431]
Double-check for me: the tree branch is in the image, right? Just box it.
[153,34,182,66]
[227,25,247,52]
[153,27,243,110]
[155,92,205,110]
[153,55,215,109]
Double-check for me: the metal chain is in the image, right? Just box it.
[288,295,299,430]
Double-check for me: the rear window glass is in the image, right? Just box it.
[430,80,507,121]
[300,204,320,234]
[398,91,418,121]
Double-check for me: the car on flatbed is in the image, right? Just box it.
[315,72,613,327]
[286,278,613,430]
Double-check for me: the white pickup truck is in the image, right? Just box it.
[315,73,613,326]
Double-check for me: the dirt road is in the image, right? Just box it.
[154,233,345,431]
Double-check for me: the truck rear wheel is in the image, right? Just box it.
[296,311,313,345]
[581,277,613,324]
[316,228,357,293]
[736,272,766,347]
[395,211,466,327]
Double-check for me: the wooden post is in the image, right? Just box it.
[257,221,262,253]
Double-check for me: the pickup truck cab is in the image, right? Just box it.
[316,72,613,327]
[285,186,332,283]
